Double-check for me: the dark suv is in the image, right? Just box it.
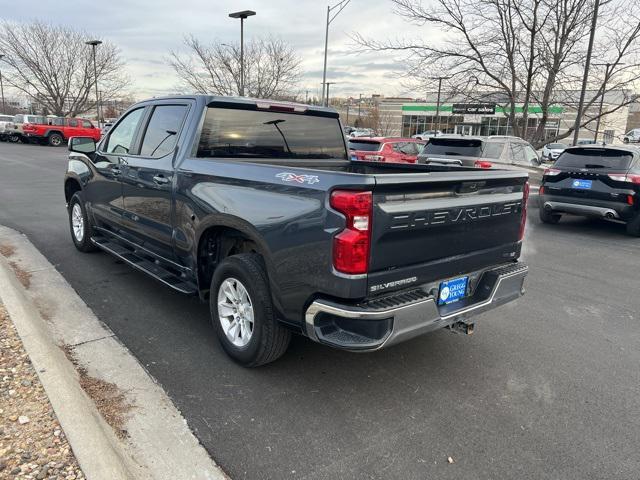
[538,145,640,236]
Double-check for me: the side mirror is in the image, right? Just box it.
[68,136,96,154]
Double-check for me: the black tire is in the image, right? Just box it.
[539,207,561,224]
[623,137,630,144]
[68,193,98,252]
[9,134,20,143]
[210,253,291,367]
[626,213,640,237]
[48,133,64,147]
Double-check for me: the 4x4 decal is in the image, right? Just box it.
[276,172,320,185]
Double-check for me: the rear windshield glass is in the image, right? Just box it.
[197,107,346,160]
[423,138,483,157]
[555,149,634,170]
[348,140,381,151]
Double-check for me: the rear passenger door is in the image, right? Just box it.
[120,102,191,260]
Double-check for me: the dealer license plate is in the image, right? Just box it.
[438,276,469,305]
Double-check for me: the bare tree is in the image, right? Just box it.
[169,36,303,99]
[360,104,398,135]
[354,0,640,147]
[0,21,129,116]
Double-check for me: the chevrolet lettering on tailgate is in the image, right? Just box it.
[390,201,522,230]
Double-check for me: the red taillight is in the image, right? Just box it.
[608,173,640,184]
[474,160,493,169]
[330,190,372,275]
[519,182,529,241]
[544,168,561,176]
[627,194,634,205]
[539,186,545,195]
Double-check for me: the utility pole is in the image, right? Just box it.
[0,54,5,112]
[229,10,256,97]
[358,93,363,119]
[85,40,103,128]
[324,82,336,107]
[305,89,309,104]
[572,0,600,146]
[321,0,350,106]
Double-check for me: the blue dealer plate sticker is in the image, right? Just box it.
[438,276,469,305]
[351,154,358,161]
[572,179,592,189]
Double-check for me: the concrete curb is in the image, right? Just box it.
[0,226,227,480]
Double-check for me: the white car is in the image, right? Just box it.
[541,142,568,162]
[623,128,640,143]
[0,114,13,140]
[349,128,374,138]
[412,130,442,140]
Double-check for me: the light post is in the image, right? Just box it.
[0,54,5,112]
[572,0,600,146]
[229,10,256,97]
[321,0,350,107]
[85,40,102,128]
[592,62,624,144]
[428,76,451,133]
[358,93,363,120]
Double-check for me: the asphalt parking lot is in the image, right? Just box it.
[1,142,639,480]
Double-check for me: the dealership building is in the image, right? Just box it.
[374,90,634,144]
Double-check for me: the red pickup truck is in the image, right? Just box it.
[23,117,101,146]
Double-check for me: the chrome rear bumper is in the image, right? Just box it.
[305,263,528,351]
[543,201,620,219]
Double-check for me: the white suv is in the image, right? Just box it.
[623,128,640,143]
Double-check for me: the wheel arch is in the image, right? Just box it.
[64,176,83,205]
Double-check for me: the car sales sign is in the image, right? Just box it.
[452,103,496,115]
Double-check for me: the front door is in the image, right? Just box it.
[455,124,474,136]
[85,107,146,233]
[120,103,190,260]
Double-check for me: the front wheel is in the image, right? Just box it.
[210,254,291,367]
[623,137,630,144]
[68,193,98,252]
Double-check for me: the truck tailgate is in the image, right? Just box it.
[368,170,528,294]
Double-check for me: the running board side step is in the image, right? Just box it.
[91,237,198,295]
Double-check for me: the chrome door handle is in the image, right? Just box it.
[153,175,170,185]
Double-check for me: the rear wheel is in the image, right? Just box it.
[626,213,640,236]
[210,253,291,367]
[539,208,561,224]
[623,137,630,144]
[48,133,64,146]
[8,134,20,143]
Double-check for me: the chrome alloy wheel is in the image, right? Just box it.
[217,278,254,347]
[71,203,85,242]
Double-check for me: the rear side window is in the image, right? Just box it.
[197,107,347,160]
[349,140,381,151]
[68,119,78,127]
[482,142,506,159]
[140,105,189,158]
[423,138,483,157]
[49,118,64,126]
[13,115,23,123]
[105,108,145,154]
[555,149,634,170]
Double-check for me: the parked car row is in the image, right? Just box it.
[0,113,101,146]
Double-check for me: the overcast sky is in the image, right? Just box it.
[1,0,432,100]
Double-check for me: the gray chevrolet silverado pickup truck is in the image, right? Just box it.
[64,95,529,366]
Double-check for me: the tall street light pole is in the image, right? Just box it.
[0,54,5,112]
[86,40,102,128]
[358,93,363,120]
[321,0,350,107]
[229,10,256,97]
[592,62,624,144]
[429,76,450,132]
[572,0,600,146]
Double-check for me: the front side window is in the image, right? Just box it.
[510,142,526,165]
[105,108,144,154]
[197,107,347,160]
[140,105,189,158]
[82,120,93,128]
